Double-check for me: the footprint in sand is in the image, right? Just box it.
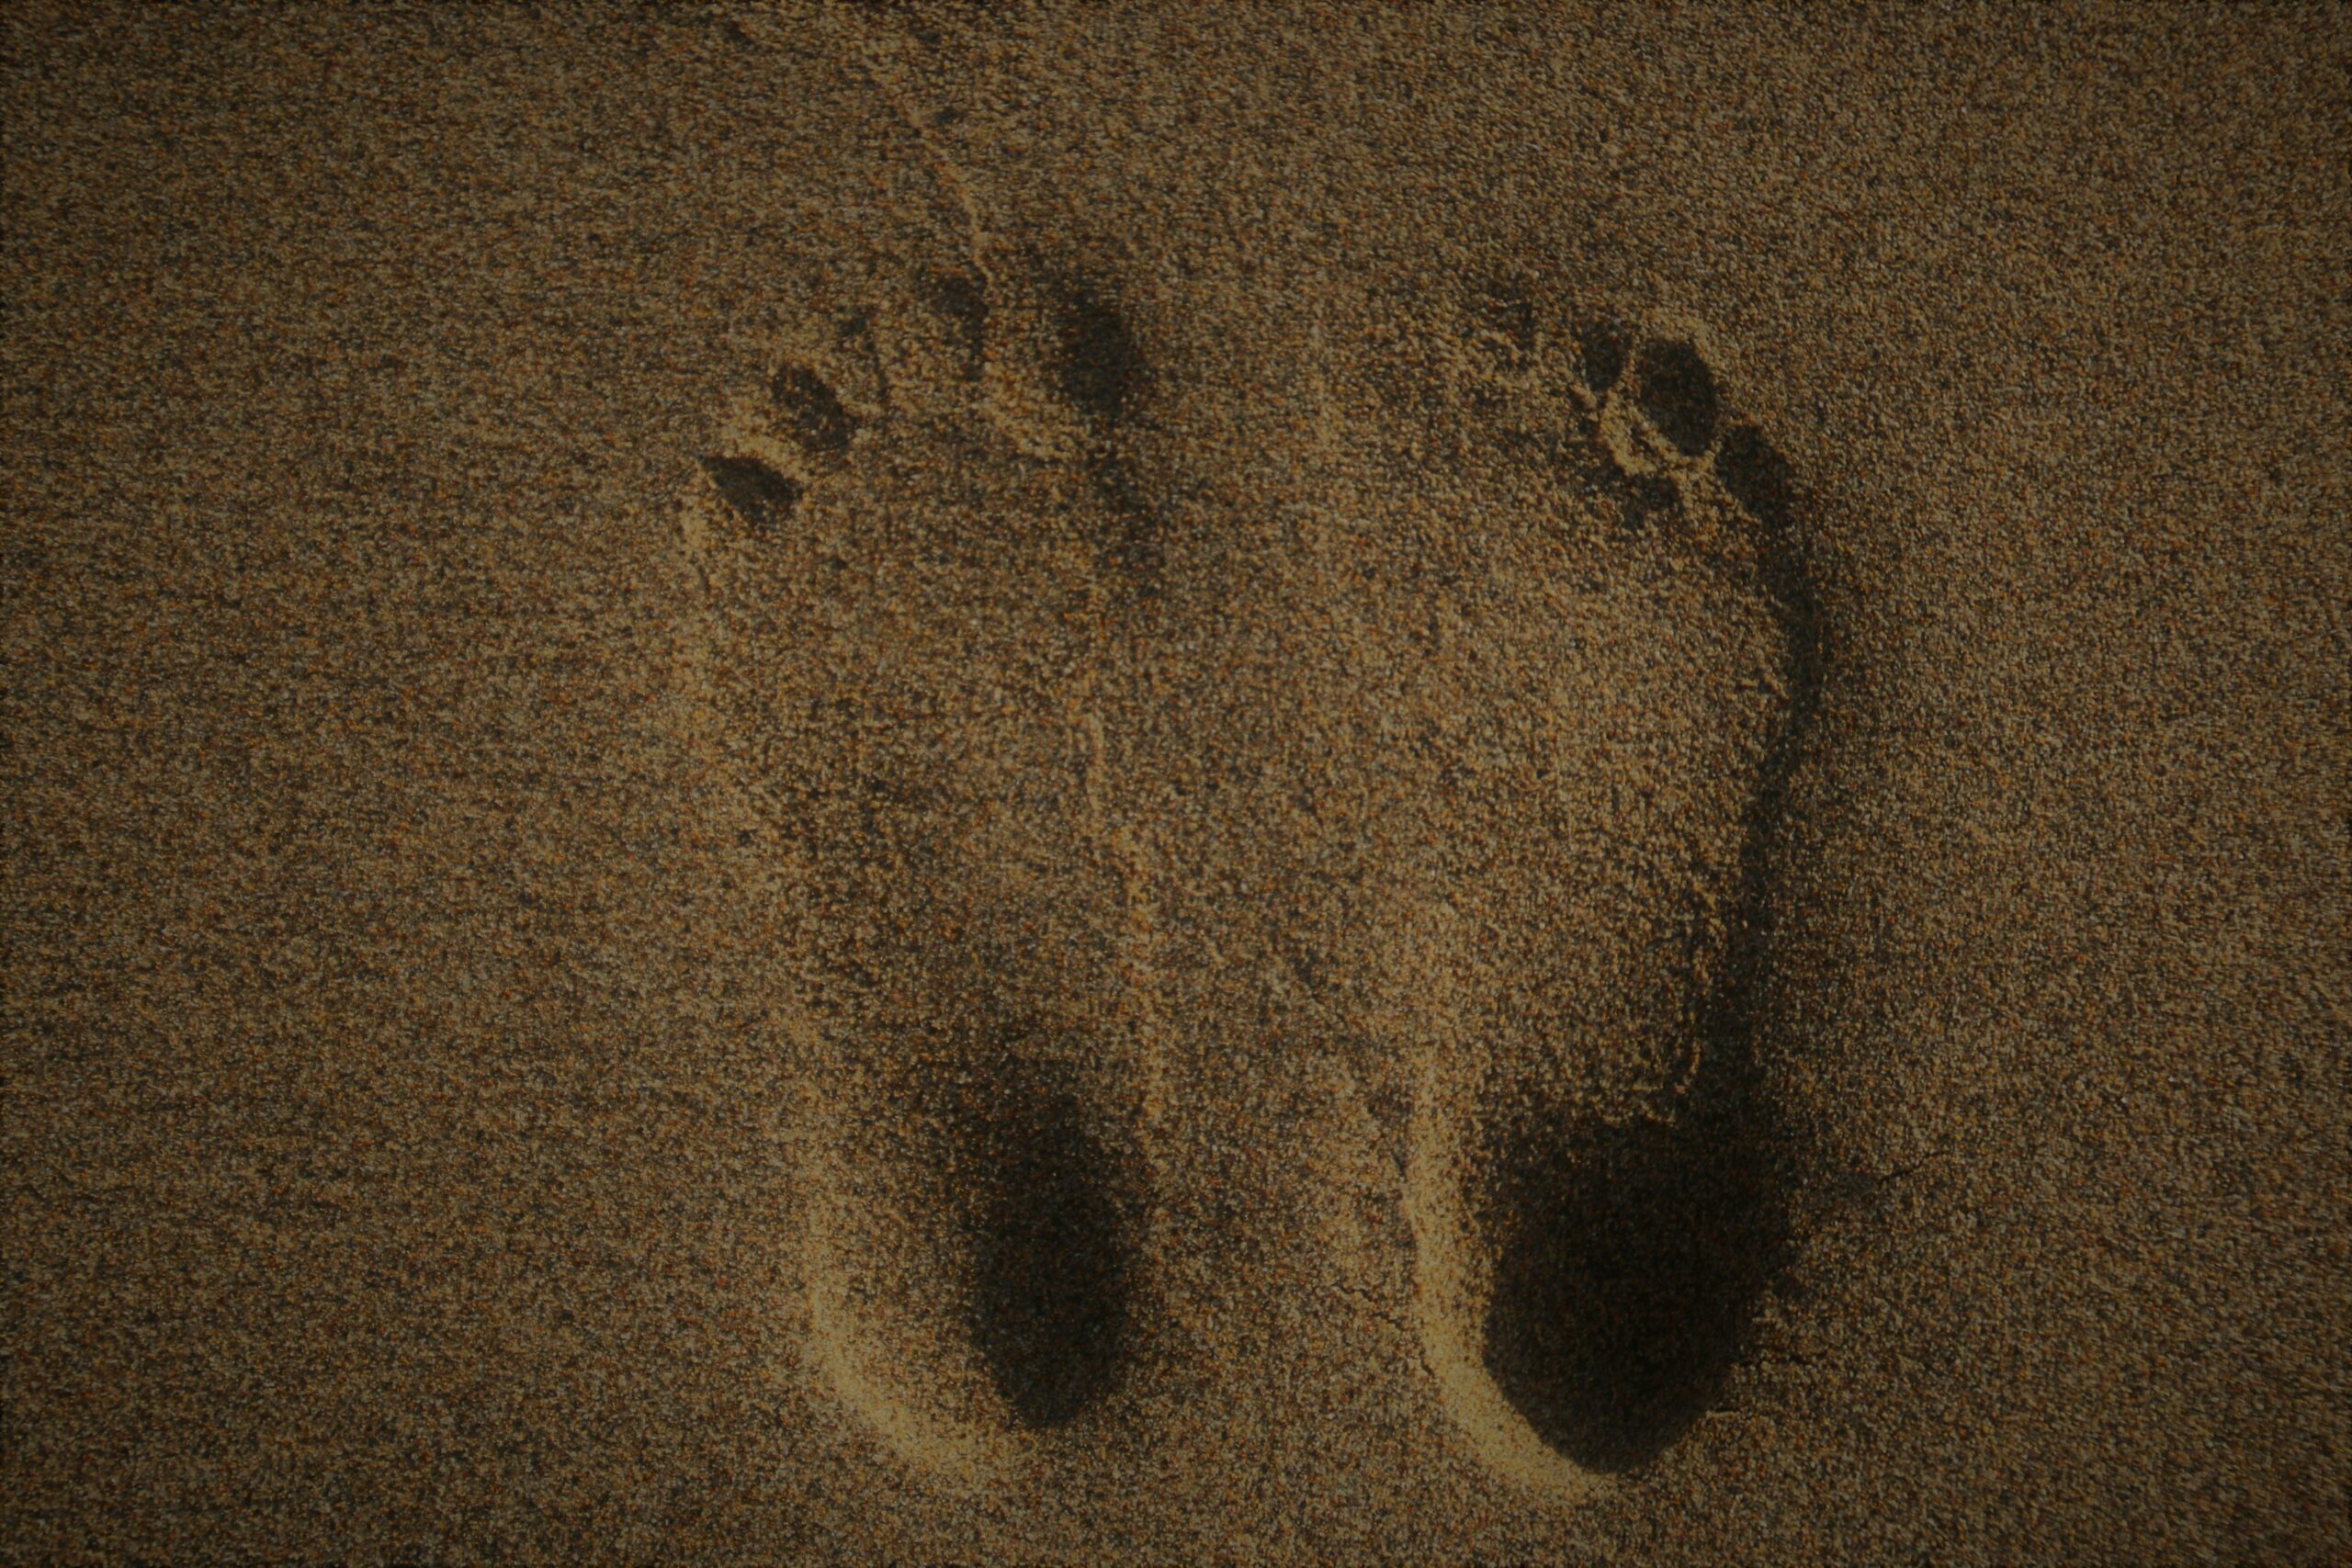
[680,245,1821,1503]
[679,247,1172,1483]
[1332,276,1819,1498]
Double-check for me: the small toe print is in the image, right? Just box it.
[697,454,803,536]
[925,270,989,369]
[772,365,862,459]
[1571,316,1632,394]
[1632,339,1720,457]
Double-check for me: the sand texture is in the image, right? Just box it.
[6,4,2347,1562]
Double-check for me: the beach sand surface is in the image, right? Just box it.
[5,5,2346,1560]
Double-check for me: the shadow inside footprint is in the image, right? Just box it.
[1479,1039,1789,1473]
[1632,338,1721,457]
[938,1055,1138,1429]
[1040,273,1165,584]
[696,454,802,537]
[1049,276,1144,428]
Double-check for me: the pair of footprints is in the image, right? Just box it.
[685,257,1815,1499]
